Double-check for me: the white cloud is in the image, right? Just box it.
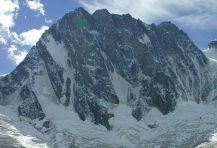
[18,25,48,46]
[0,36,6,44]
[0,0,19,45]
[26,0,45,15]
[80,0,217,29]
[8,45,28,65]
[0,0,26,65]
[0,0,19,28]
[6,25,48,65]
[0,1,47,66]
[4,25,48,65]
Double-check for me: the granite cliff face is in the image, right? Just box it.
[0,8,217,130]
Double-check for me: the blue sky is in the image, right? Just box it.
[0,0,217,75]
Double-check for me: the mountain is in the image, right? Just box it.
[208,40,217,49]
[203,40,217,61]
[1,7,217,147]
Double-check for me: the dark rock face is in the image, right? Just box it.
[208,40,217,49]
[64,78,71,106]
[42,120,50,129]
[18,86,45,120]
[0,8,216,129]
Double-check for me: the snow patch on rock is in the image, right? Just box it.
[110,71,131,104]
[42,35,68,69]
[138,33,151,47]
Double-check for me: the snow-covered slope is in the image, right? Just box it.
[1,7,217,147]
[1,102,217,148]
[0,105,49,148]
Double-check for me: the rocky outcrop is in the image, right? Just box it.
[208,40,217,49]
[18,86,45,120]
[203,40,217,61]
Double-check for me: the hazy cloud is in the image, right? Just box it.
[80,0,217,29]
[45,18,52,24]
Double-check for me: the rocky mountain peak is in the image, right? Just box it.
[158,21,179,29]
[208,40,217,49]
[203,39,217,61]
[93,8,110,16]
[75,7,87,12]
[157,21,186,37]
[0,7,217,131]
